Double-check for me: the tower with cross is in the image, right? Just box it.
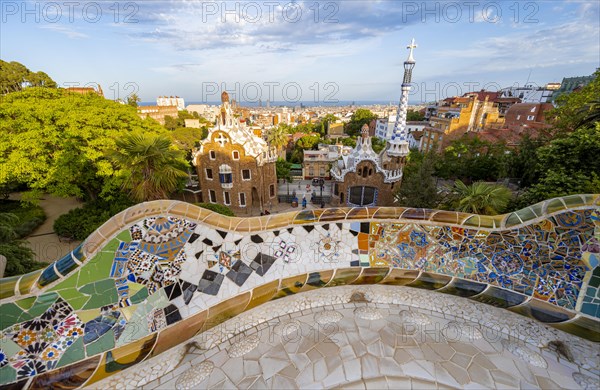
[387,38,418,157]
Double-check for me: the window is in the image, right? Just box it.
[223,191,231,205]
[349,186,376,206]
[206,168,213,180]
[242,169,251,180]
[334,183,339,196]
[269,184,275,197]
[232,150,240,160]
[527,115,535,121]
[239,192,246,207]
[209,190,216,203]
[209,150,216,160]
[516,115,521,120]
[219,165,233,187]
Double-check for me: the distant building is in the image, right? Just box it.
[428,94,503,136]
[192,91,278,215]
[551,75,595,103]
[157,96,185,110]
[185,119,201,128]
[187,104,219,123]
[499,85,554,103]
[504,102,554,133]
[137,105,178,125]
[65,84,103,97]
[419,127,444,153]
[327,122,345,138]
[302,144,352,179]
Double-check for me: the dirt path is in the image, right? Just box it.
[10,193,83,263]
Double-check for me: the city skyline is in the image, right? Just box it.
[2,0,599,103]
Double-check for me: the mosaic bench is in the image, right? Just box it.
[0,194,599,389]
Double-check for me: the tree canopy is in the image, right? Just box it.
[345,109,377,136]
[0,60,57,94]
[0,87,169,201]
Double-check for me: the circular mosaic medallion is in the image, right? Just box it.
[555,211,583,227]
[491,251,524,276]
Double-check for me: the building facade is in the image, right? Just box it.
[192,92,278,215]
[137,105,178,125]
[157,96,185,110]
[330,39,418,207]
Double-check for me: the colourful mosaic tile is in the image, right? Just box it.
[0,197,598,388]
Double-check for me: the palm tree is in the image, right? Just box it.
[0,213,42,277]
[266,125,290,158]
[111,133,189,202]
[449,180,512,215]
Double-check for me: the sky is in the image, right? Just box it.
[1,0,599,104]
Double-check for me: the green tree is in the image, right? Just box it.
[507,134,543,188]
[0,60,57,94]
[394,151,439,208]
[448,180,512,215]
[127,93,141,107]
[170,126,208,151]
[547,69,599,133]
[406,109,425,121]
[371,137,386,153]
[517,124,600,205]
[436,135,508,182]
[0,213,46,277]
[295,135,321,150]
[267,125,290,155]
[276,158,292,182]
[339,137,357,148]
[0,87,169,201]
[346,109,377,136]
[577,98,600,130]
[110,133,189,202]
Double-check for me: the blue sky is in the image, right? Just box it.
[1,1,599,103]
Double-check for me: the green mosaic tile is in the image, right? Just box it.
[102,238,121,253]
[27,292,59,318]
[0,337,21,357]
[76,251,115,288]
[80,279,118,310]
[85,328,115,357]
[56,337,85,368]
[14,296,36,310]
[56,288,91,310]
[116,230,132,242]
[130,287,149,304]
[0,365,16,385]
[49,270,80,292]
[0,303,29,330]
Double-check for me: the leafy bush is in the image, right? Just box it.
[54,197,133,240]
[196,203,235,217]
[0,212,46,277]
[0,200,46,237]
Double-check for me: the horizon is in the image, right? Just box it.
[2,1,599,103]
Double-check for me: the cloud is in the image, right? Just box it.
[38,25,89,39]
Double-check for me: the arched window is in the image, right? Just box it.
[232,150,240,160]
[219,165,233,187]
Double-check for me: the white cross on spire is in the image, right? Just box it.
[406,38,417,62]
